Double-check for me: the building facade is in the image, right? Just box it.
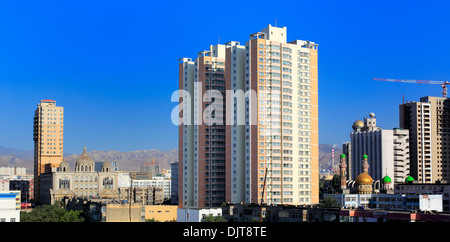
[177,207,222,222]
[132,177,171,200]
[171,162,179,205]
[140,160,161,177]
[178,44,227,209]
[0,167,26,176]
[0,191,21,222]
[351,113,410,183]
[400,96,450,183]
[33,99,64,204]
[331,193,442,212]
[395,182,450,212]
[40,146,121,205]
[144,205,177,222]
[242,25,319,206]
[178,24,319,208]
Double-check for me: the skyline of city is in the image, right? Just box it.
[4,0,450,228]
[1,0,450,155]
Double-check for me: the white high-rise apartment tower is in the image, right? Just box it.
[178,25,319,208]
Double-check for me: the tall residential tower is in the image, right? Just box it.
[178,25,319,208]
[400,96,450,183]
[242,25,319,205]
[33,99,64,204]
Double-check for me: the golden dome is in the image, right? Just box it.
[352,120,364,129]
[355,172,373,185]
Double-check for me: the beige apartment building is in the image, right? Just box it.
[243,25,319,205]
[33,99,64,204]
[178,45,227,208]
[178,25,319,208]
[400,96,450,183]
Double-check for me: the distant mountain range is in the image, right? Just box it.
[0,144,341,175]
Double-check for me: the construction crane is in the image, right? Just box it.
[373,78,450,98]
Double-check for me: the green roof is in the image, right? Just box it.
[340,154,346,158]
[363,154,368,159]
[405,176,414,182]
[382,176,392,183]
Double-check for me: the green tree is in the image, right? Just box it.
[320,195,341,208]
[21,204,85,222]
[201,214,227,222]
[145,218,160,222]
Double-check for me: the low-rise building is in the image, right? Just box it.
[221,203,341,222]
[395,181,450,212]
[339,208,450,222]
[0,191,21,222]
[119,186,164,205]
[144,205,177,222]
[177,207,222,222]
[330,193,443,212]
[64,197,144,222]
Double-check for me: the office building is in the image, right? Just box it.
[33,99,64,204]
[178,24,318,208]
[351,113,410,183]
[400,96,450,183]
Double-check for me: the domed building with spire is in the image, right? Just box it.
[354,155,373,194]
[350,112,410,185]
[328,154,444,212]
[39,146,122,205]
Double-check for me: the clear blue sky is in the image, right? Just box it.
[0,0,449,154]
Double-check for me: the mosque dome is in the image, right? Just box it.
[382,175,392,183]
[405,176,414,183]
[369,112,376,118]
[352,120,364,129]
[355,172,373,185]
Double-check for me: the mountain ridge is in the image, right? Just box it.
[0,145,340,175]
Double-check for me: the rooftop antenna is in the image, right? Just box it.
[275,18,277,27]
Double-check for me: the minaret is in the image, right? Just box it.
[355,154,373,194]
[339,154,347,190]
[362,154,369,173]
